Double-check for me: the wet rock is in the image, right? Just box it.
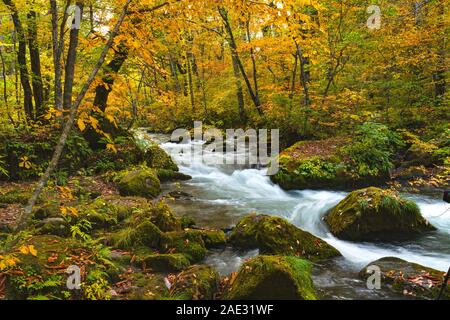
[168,191,193,200]
[229,214,340,261]
[171,265,220,300]
[223,255,317,300]
[116,167,161,198]
[360,257,449,300]
[325,187,435,241]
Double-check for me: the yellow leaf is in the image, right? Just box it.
[78,118,86,132]
[106,143,117,153]
[19,245,29,255]
[29,245,38,257]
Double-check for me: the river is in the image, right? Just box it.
[142,131,450,299]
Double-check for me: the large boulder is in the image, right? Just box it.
[360,257,449,300]
[116,167,161,198]
[170,265,220,300]
[223,255,317,300]
[229,214,340,261]
[325,187,435,241]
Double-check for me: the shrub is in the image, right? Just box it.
[343,122,404,177]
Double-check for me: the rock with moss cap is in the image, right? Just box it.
[116,167,161,198]
[144,144,179,172]
[134,251,191,272]
[325,187,435,241]
[223,255,317,300]
[360,257,449,300]
[170,265,220,300]
[229,214,340,261]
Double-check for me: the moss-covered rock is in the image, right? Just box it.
[110,219,162,249]
[145,144,179,172]
[156,169,191,183]
[116,167,161,198]
[229,214,340,261]
[325,187,435,241]
[199,229,227,248]
[360,257,449,300]
[135,253,191,272]
[159,230,207,263]
[0,188,33,205]
[170,265,220,300]
[223,255,317,300]
[124,272,171,300]
[149,202,182,232]
[2,235,113,300]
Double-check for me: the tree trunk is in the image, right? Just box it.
[27,10,45,119]
[62,2,83,110]
[187,52,195,112]
[231,53,246,123]
[245,18,259,105]
[3,0,34,120]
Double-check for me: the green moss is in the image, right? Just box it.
[116,167,161,198]
[223,255,317,300]
[145,144,179,172]
[159,230,207,263]
[360,257,449,300]
[229,214,340,261]
[325,187,436,241]
[170,265,220,300]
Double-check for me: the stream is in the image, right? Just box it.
[143,131,450,299]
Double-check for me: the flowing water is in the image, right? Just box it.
[142,131,450,299]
